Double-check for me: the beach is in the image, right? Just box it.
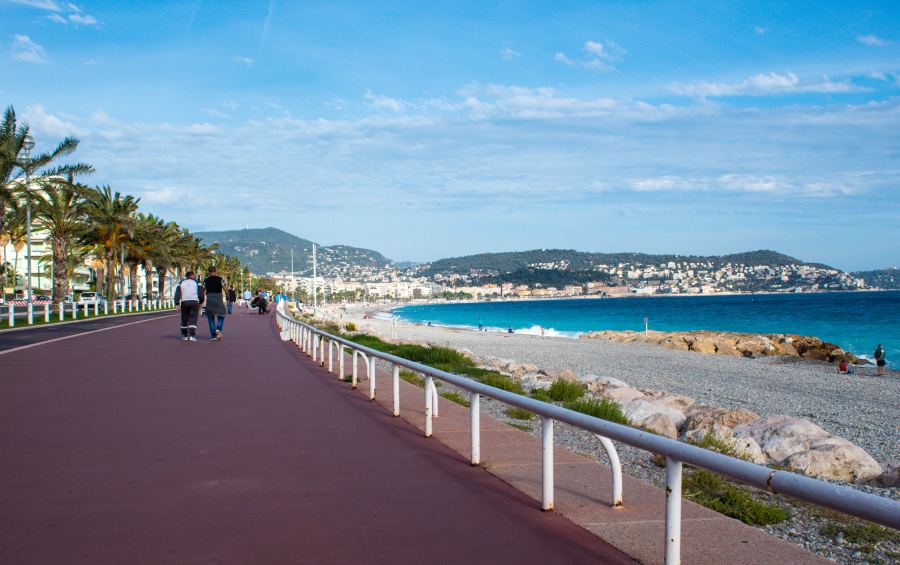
[325,304,898,465]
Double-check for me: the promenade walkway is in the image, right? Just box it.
[0,307,633,563]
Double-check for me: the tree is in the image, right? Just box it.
[82,186,139,298]
[26,175,89,301]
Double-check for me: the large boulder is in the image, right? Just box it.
[734,415,882,481]
[622,398,687,430]
[521,372,552,391]
[661,336,690,351]
[682,424,766,464]
[641,413,679,438]
[603,386,646,404]
[735,336,774,357]
[641,389,695,412]
[770,339,799,357]
[714,337,743,356]
[555,368,579,382]
[691,336,719,354]
[683,406,760,433]
[784,438,882,482]
[581,374,629,388]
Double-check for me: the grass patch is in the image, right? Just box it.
[547,379,586,402]
[344,322,356,332]
[505,406,535,421]
[342,374,353,382]
[399,370,424,387]
[508,422,532,432]
[686,431,742,458]
[564,397,630,425]
[529,388,552,402]
[683,469,790,526]
[440,391,470,407]
[819,521,900,546]
[476,372,524,394]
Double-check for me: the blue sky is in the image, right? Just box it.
[2,0,899,270]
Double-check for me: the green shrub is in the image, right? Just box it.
[819,521,899,545]
[508,422,532,432]
[683,469,790,526]
[688,431,741,458]
[399,370,424,387]
[476,373,524,394]
[440,391,470,407]
[564,397,629,425]
[505,406,535,420]
[529,389,552,402]
[344,322,356,332]
[547,379,586,402]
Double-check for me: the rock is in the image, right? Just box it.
[785,437,882,482]
[691,336,719,354]
[714,338,743,356]
[581,374,629,388]
[770,340,799,356]
[555,368,579,382]
[661,336,690,351]
[521,372,552,391]
[682,424,766,463]
[874,460,900,487]
[641,389,695,412]
[801,348,830,362]
[603,386,645,404]
[735,336,774,357]
[734,415,882,481]
[683,406,760,433]
[622,398,687,430]
[641,413,679,438]
[828,348,846,362]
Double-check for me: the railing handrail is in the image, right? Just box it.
[275,304,899,536]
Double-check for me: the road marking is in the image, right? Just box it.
[0,314,175,357]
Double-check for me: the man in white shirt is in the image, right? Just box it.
[174,272,202,341]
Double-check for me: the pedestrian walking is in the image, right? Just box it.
[226,286,236,315]
[204,267,228,341]
[174,271,203,341]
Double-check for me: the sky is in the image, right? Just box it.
[2,0,899,271]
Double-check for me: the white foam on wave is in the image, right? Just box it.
[516,325,580,339]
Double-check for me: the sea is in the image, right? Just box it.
[393,291,899,363]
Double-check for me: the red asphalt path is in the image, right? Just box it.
[0,308,634,564]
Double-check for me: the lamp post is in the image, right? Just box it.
[19,134,35,324]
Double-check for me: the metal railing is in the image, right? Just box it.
[3,298,176,327]
[275,304,899,565]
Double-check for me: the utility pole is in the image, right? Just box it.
[312,243,317,312]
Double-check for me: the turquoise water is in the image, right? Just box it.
[394,291,899,363]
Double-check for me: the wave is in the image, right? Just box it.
[515,325,580,339]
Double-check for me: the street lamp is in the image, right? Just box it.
[19,133,35,324]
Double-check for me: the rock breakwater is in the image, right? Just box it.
[582,329,864,364]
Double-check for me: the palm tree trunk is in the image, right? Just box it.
[144,262,154,300]
[157,266,167,300]
[51,239,68,302]
[105,250,117,300]
[130,263,139,299]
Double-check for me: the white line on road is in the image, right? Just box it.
[0,314,175,357]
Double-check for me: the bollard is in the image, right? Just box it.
[470,393,480,465]
[8,304,14,327]
[59,301,65,321]
[94,302,98,316]
[72,301,77,319]
[368,356,376,401]
[542,417,554,511]
[392,364,400,416]
[104,301,108,315]
[665,457,683,565]
[424,375,434,437]
[113,299,117,314]
[27,302,33,325]
[44,303,50,323]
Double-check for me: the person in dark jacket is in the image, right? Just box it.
[204,267,228,340]
[174,272,202,341]
[226,286,236,315]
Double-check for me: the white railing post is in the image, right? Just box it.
[595,435,624,507]
[392,364,400,416]
[104,301,108,315]
[351,350,359,389]
[368,356,376,400]
[313,334,318,363]
[320,335,325,366]
[542,417,554,511]
[8,304,14,327]
[59,301,64,321]
[72,302,77,319]
[339,343,345,380]
[85,303,90,318]
[27,303,33,325]
[113,299,117,314]
[44,303,49,322]
[94,302,98,316]
[424,374,433,437]
[430,379,439,417]
[471,393,480,465]
[328,340,334,372]
[665,457,683,565]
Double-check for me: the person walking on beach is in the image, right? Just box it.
[874,344,887,375]
[174,271,203,341]
[204,267,228,341]
[226,285,236,315]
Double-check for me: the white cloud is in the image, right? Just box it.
[68,13,98,26]
[203,108,231,119]
[11,34,49,64]
[754,26,767,34]
[141,187,180,205]
[668,71,868,97]
[21,105,78,137]
[232,55,254,67]
[857,34,887,46]
[9,0,62,10]
[364,90,406,112]
[499,47,520,60]
[554,52,573,65]
[45,13,67,23]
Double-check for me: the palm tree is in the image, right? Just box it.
[82,186,139,299]
[1,105,93,238]
[27,175,89,301]
[149,220,181,300]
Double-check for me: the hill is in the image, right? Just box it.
[851,268,900,289]
[197,227,391,276]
